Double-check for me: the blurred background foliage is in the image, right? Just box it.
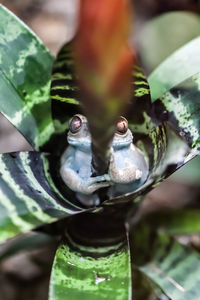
[0,0,200,299]
[138,11,200,73]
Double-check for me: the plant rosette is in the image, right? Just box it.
[1,4,200,300]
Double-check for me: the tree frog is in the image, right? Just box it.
[60,114,148,206]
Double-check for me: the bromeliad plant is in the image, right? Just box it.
[1,3,200,299]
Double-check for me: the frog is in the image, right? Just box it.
[60,114,148,206]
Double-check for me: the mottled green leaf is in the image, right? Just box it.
[49,232,132,300]
[0,5,54,150]
[130,226,200,300]
[142,46,200,194]
[148,36,200,101]
[0,151,86,243]
[153,73,200,152]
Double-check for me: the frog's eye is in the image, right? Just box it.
[69,116,82,133]
[116,117,128,134]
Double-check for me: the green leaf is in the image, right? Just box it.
[0,151,86,243]
[0,5,54,150]
[144,209,200,235]
[49,232,132,300]
[148,36,200,101]
[130,224,200,299]
[139,12,200,73]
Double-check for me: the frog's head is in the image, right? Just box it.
[67,114,91,151]
[67,114,133,151]
[112,117,133,150]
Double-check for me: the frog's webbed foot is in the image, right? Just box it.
[60,166,111,195]
[108,151,142,184]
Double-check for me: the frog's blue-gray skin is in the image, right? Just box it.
[60,114,148,205]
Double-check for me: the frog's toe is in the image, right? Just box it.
[87,181,110,194]
[103,174,111,181]
[92,174,111,183]
[135,169,142,180]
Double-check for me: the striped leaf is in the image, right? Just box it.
[130,226,200,299]
[0,5,54,151]
[0,151,86,243]
[51,42,79,125]
[49,230,132,300]
[50,42,81,155]
[50,42,151,141]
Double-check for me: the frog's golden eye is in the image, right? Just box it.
[116,117,128,134]
[69,116,82,133]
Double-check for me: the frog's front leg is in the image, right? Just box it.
[108,149,142,184]
[60,164,110,195]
